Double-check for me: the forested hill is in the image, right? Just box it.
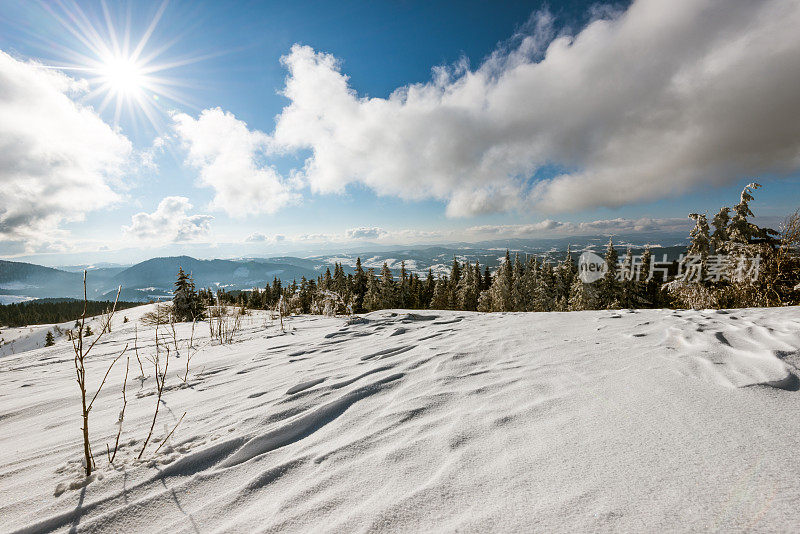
[0,300,142,328]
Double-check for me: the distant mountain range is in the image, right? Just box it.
[0,236,688,303]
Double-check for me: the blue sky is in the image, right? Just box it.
[1,0,799,265]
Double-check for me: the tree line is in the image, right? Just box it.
[201,183,798,315]
[0,299,140,328]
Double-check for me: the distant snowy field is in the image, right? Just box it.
[1,305,799,532]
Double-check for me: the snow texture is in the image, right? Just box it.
[1,305,800,532]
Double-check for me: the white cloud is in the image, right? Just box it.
[262,0,800,216]
[0,50,132,247]
[345,227,387,240]
[123,196,212,244]
[172,108,300,216]
[245,232,268,242]
[244,232,286,243]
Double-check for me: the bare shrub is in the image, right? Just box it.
[71,273,127,477]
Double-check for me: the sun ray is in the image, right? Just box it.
[33,0,210,132]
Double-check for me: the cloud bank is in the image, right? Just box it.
[176,0,800,218]
[0,50,131,248]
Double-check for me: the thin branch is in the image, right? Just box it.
[153,412,186,455]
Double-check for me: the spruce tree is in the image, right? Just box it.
[173,267,205,322]
[430,276,450,309]
[353,258,367,313]
[568,277,596,311]
[598,238,620,309]
[45,330,55,347]
[379,263,397,309]
[487,251,513,311]
[364,269,380,311]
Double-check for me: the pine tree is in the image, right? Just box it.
[379,263,397,309]
[557,246,577,310]
[533,261,556,311]
[511,254,526,311]
[457,262,479,311]
[487,251,513,311]
[482,265,492,291]
[45,330,55,347]
[363,269,380,311]
[399,261,409,308]
[430,276,450,309]
[173,267,205,321]
[688,213,712,279]
[597,238,620,309]
[84,325,93,336]
[353,258,367,313]
[568,278,596,311]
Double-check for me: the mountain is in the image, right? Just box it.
[0,256,321,303]
[0,260,83,302]
[107,256,320,300]
[0,236,691,302]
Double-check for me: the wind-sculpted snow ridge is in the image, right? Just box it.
[1,305,800,533]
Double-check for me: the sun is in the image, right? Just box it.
[99,55,146,97]
[41,1,201,129]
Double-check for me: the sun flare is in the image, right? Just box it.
[99,55,146,96]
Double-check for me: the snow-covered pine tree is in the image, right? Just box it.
[568,277,596,311]
[597,238,620,309]
[488,251,513,311]
[353,258,367,313]
[457,261,479,311]
[687,213,711,280]
[399,260,409,308]
[533,260,556,311]
[430,276,450,309]
[511,254,526,311]
[711,207,730,254]
[379,263,397,309]
[557,246,576,310]
[619,248,638,309]
[364,269,381,311]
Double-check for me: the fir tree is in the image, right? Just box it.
[45,330,55,346]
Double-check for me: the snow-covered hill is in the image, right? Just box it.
[1,306,799,532]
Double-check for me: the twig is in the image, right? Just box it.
[153,412,186,455]
[107,355,130,464]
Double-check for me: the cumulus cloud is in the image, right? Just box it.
[191,0,798,218]
[123,196,213,243]
[244,232,286,243]
[245,232,268,242]
[172,108,300,216]
[345,226,387,240]
[0,50,131,246]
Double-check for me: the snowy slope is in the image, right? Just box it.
[1,306,799,533]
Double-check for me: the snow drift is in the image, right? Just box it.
[1,305,799,532]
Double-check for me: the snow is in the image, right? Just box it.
[1,305,800,532]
